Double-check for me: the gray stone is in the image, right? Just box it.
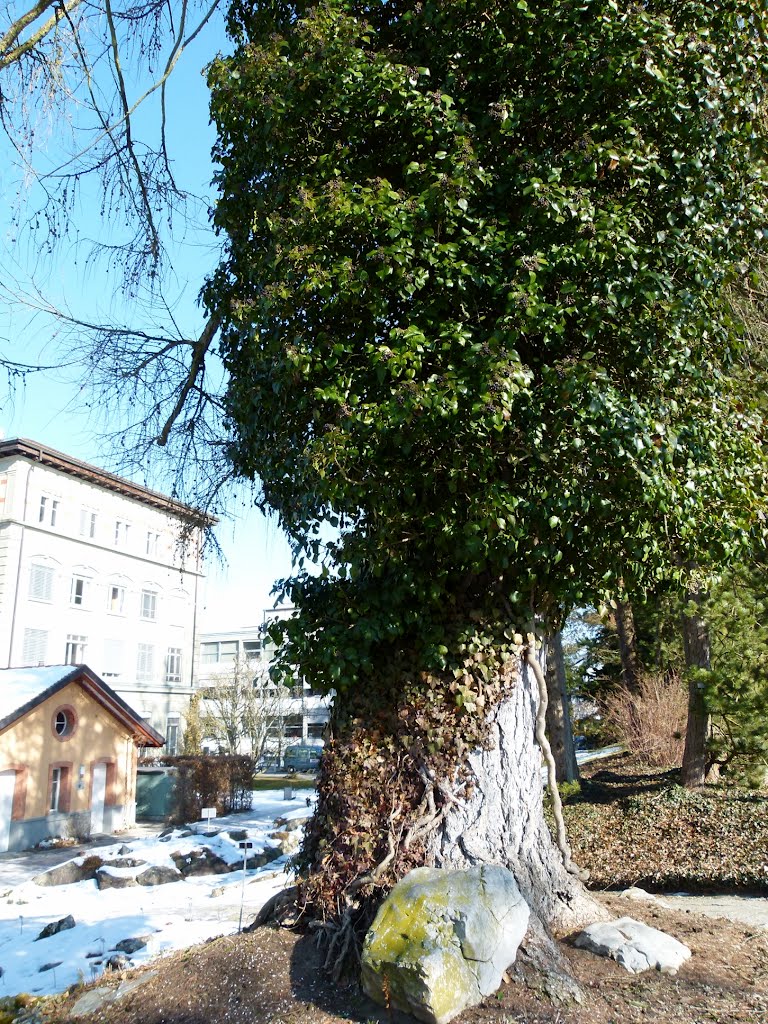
[171,848,230,877]
[362,865,530,1024]
[226,829,248,842]
[96,868,138,890]
[136,865,182,886]
[70,988,119,1017]
[38,961,63,972]
[105,954,130,972]
[33,858,103,887]
[574,917,692,975]
[118,844,134,855]
[113,936,149,954]
[36,914,76,940]
[273,814,311,833]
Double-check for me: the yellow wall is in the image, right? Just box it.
[0,681,136,820]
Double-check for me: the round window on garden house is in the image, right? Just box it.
[53,707,76,738]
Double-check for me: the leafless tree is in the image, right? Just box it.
[199,656,290,758]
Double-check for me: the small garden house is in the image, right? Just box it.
[0,664,164,852]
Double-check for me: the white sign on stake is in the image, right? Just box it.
[201,807,216,827]
[238,841,255,933]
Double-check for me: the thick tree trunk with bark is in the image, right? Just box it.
[543,632,579,785]
[427,647,597,933]
[681,586,712,788]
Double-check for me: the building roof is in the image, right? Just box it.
[0,437,216,525]
[0,664,165,746]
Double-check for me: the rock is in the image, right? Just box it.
[70,988,119,1017]
[38,961,63,972]
[36,914,76,940]
[171,848,230,877]
[362,865,530,1024]
[33,857,104,887]
[620,887,667,905]
[269,830,301,854]
[113,936,149,954]
[273,814,311,832]
[574,917,692,975]
[136,865,183,886]
[245,847,282,870]
[210,886,226,898]
[104,954,130,972]
[117,845,134,855]
[95,869,138,890]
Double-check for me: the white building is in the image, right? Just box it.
[0,438,211,751]
[197,617,331,760]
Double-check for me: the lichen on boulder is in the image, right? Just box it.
[361,865,530,1024]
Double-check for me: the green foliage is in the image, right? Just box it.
[207,0,768,699]
[182,692,204,755]
[557,779,582,804]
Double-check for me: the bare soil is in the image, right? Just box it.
[40,893,767,1024]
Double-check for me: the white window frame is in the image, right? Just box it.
[79,508,97,539]
[107,584,126,615]
[22,627,48,666]
[146,531,160,556]
[137,643,155,682]
[50,767,62,812]
[115,520,131,547]
[65,634,87,665]
[140,589,158,621]
[70,575,90,608]
[165,647,183,683]
[29,563,54,602]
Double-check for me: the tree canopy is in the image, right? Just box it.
[207,0,768,695]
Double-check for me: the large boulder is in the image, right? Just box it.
[171,848,230,877]
[574,917,692,974]
[362,865,530,1024]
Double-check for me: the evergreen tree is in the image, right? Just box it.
[206,0,768,962]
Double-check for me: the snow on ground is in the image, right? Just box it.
[0,789,316,997]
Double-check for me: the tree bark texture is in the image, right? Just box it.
[426,648,602,934]
[615,597,642,693]
[543,632,579,785]
[680,586,711,788]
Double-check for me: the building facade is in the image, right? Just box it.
[0,438,209,748]
[196,618,331,761]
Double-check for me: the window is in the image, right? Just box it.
[79,509,97,538]
[146,531,160,556]
[137,643,155,681]
[140,589,158,620]
[38,495,58,525]
[243,640,262,662]
[103,639,124,678]
[201,642,219,664]
[284,715,303,739]
[165,715,180,755]
[107,584,126,614]
[22,628,48,666]
[114,520,130,547]
[165,647,182,683]
[49,765,71,813]
[220,641,237,663]
[70,575,90,607]
[53,707,76,738]
[50,767,62,811]
[29,563,54,602]
[65,634,87,664]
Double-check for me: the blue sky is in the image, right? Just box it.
[0,10,293,630]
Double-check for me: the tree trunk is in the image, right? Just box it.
[680,585,711,788]
[615,596,642,693]
[426,646,598,934]
[543,632,579,785]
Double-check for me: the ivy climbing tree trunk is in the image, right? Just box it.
[681,585,712,788]
[542,632,579,785]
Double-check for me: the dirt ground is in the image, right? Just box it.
[43,893,767,1024]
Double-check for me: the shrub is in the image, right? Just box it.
[601,674,687,768]
[139,754,255,823]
